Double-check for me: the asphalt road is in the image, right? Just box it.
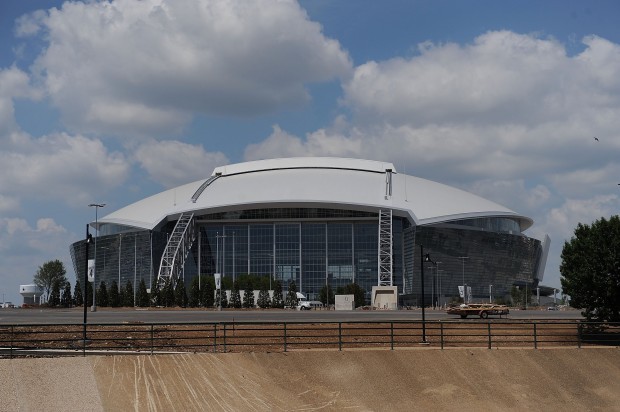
[0,307,583,324]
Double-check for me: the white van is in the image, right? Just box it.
[298,300,324,310]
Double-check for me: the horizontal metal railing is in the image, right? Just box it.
[0,320,618,358]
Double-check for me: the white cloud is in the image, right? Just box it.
[21,0,352,136]
[244,124,363,161]
[36,218,66,233]
[134,139,228,187]
[0,66,42,136]
[247,31,620,185]
[243,30,620,291]
[0,132,130,205]
[540,195,620,243]
[0,218,31,237]
[0,217,75,305]
[342,31,612,127]
[0,194,20,213]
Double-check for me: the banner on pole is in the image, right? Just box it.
[458,285,464,298]
[214,273,221,290]
[87,259,95,282]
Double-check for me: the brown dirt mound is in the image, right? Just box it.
[2,348,620,411]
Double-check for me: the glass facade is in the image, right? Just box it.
[70,230,167,298]
[193,217,385,302]
[408,225,543,306]
[70,207,543,306]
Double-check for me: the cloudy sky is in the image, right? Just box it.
[1,0,619,304]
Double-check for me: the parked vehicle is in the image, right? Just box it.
[298,300,324,310]
[446,303,509,319]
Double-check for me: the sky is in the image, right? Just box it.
[1,0,619,305]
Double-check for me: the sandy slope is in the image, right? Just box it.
[2,348,620,411]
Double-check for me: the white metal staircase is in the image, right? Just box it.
[378,209,393,286]
[156,212,196,289]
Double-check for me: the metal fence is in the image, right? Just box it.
[1,320,618,358]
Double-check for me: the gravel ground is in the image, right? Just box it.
[1,348,620,411]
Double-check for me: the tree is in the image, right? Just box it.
[74,280,83,306]
[150,282,161,307]
[203,277,214,308]
[510,286,531,308]
[97,281,109,307]
[271,280,284,308]
[34,260,67,302]
[189,276,200,307]
[61,281,72,307]
[231,281,242,308]
[257,284,271,308]
[138,279,150,307]
[162,280,175,307]
[285,281,298,308]
[319,285,335,307]
[123,280,134,307]
[49,280,61,307]
[560,215,620,322]
[109,280,120,307]
[174,280,188,307]
[243,287,255,308]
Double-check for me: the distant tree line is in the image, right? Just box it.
[34,260,368,309]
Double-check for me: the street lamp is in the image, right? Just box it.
[88,203,105,312]
[457,256,469,303]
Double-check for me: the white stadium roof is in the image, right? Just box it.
[97,157,533,232]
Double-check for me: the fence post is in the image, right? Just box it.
[533,323,538,349]
[10,325,14,359]
[150,325,154,355]
[223,323,227,352]
[440,322,444,350]
[339,323,342,351]
[487,322,492,349]
[213,324,217,353]
[82,324,86,357]
[283,323,287,352]
[577,323,582,349]
[390,322,394,350]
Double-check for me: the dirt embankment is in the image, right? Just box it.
[2,348,620,411]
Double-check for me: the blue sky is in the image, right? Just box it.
[1,0,619,305]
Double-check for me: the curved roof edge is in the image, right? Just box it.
[96,157,534,233]
[213,157,396,177]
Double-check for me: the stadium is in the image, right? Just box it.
[70,157,549,306]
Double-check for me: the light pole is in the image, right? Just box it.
[118,234,122,292]
[434,262,442,308]
[88,203,105,312]
[437,269,444,308]
[232,232,236,285]
[83,224,92,344]
[428,265,434,309]
[421,246,434,343]
[216,232,227,311]
[457,256,469,303]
